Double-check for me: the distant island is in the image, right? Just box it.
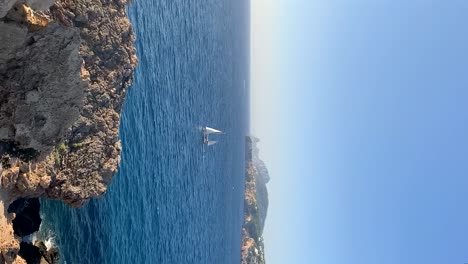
[241,136,270,264]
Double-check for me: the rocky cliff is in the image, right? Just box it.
[0,0,136,261]
[241,136,269,264]
[0,0,137,207]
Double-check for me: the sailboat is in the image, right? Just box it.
[205,127,223,134]
[203,126,223,145]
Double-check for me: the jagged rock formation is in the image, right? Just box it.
[0,0,137,261]
[0,22,84,155]
[17,240,57,264]
[241,136,269,264]
[43,0,137,206]
[2,190,55,264]
[0,0,137,206]
[34,240,58,264]
[5,198,57,264]
[0,197,26,264]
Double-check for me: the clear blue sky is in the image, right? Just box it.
[251,1,468,263]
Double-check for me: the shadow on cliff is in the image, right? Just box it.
[7,198,57,264]
[8,198,41,237]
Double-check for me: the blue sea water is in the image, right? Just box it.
[40,0,249,263]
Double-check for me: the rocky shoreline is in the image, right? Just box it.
[8,198,57,264]
[0,0,137,262]
[241,136,269,264]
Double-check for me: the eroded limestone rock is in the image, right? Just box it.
[0,0,136,208]
[0,23,84,156]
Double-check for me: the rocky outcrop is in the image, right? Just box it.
[17,241,57,264]
[0,0,136,206]
[241,137,269,264]
[0,229,22,264]
[3,198,58,264]
[34,241,58,264]
[42,0,137,206]
[0,22,84,155]
[0,0,136,261]
[245,136,269,231]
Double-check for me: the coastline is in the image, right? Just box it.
[0,0,137,261]
[0,190,24,264]
[1,0,251,262]
[241,136,269,264]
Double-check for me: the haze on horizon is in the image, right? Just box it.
[251,1,468,264]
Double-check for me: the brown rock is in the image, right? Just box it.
[0,0,137,207]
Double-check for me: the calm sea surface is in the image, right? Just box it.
[40,0,249,263]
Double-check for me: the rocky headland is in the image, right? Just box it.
[0,0,137,262]
[241,136,269,264]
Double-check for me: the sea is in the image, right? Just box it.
[39,0,250,263]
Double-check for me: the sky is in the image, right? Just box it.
[251,1,468,263]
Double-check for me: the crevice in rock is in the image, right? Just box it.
[7,198,58,264]
[8,198,41,237]
[18,242,41,264]
[0,141,40,163]
[17,240,58,264]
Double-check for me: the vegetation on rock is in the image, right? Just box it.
[0,0,137,206]
[0,0,136,261]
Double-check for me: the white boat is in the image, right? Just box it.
[205,127,223,134]
[203,127,223,145]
